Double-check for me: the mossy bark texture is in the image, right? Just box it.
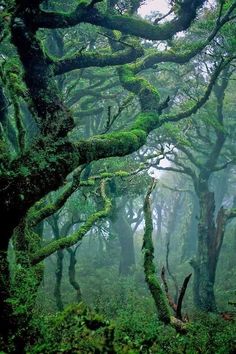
[142,179,171,325]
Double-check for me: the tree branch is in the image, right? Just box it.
[161,57,235,124]
[31,179,112,265]
[161,266,177,312]
[212,159,235,172]
[142,178,171,324]
[136,1,236,71]
[53,46,144,75]
[28,166,85,228]
[176,273,192,320]
[36,0,206,41]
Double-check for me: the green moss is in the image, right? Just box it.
[132,113,159,133]
[95,170,130,179]
[77,129,147,163]
[104,14,164,40]
[143,182,171,325]
[118,63,160,113]
[81,179,95,186]
[115,170,130,177]
[31,181,112,264]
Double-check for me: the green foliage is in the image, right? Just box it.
[28,303,115,353]
[0,136,10,169]
[32,276,236,353]
[0,56,27,98]
[115,300,236,353]
[113,286,160,352]
[9,268,38,316]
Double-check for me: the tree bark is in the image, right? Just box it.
[68,248,82,303]
[193,189,217,312]
[51,218,64,311]
[143,180,171,324]
[54,249,64,311]
[112,206,135,275]
[181,194,199,261]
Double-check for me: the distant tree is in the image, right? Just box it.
[154,66,236,311]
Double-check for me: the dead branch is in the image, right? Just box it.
[161,266,177,312]
[176,273,192,320]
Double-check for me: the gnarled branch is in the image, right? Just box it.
[31,179,112,265]
[36,0,206,41]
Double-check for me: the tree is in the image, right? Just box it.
[154,65,236,311]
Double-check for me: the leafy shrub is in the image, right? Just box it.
[28,303,115,353]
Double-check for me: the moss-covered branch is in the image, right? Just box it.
[28,166,85,228]
[36,0,205,41]
[0,59,26,152]
[134,2,236,71]
[143,180,189,332]
[53,46,144,75]
[118,65,160,113]
[31,179,112,265]
[161,57,234,124]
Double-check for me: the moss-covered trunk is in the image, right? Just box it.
[9,218,44,352]
[0,245,13,349]
[143,180,171,324]
[193,189,217,312]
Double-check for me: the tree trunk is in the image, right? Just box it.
[0,245,13,349]
[193,190,217,312]
[165,193,182,303]
[112,209,135,275]
[11,221,44,352]
[68,249,82,303]
[182,194,199,261]
[51,218,64,311]
[143,181,171,324]
[54,249,64,311]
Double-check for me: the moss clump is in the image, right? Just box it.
[100,170,129,178]
[77,129,147,163]
[118,63,160,114]
[132,113,160,133]
[81,179,95,186]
